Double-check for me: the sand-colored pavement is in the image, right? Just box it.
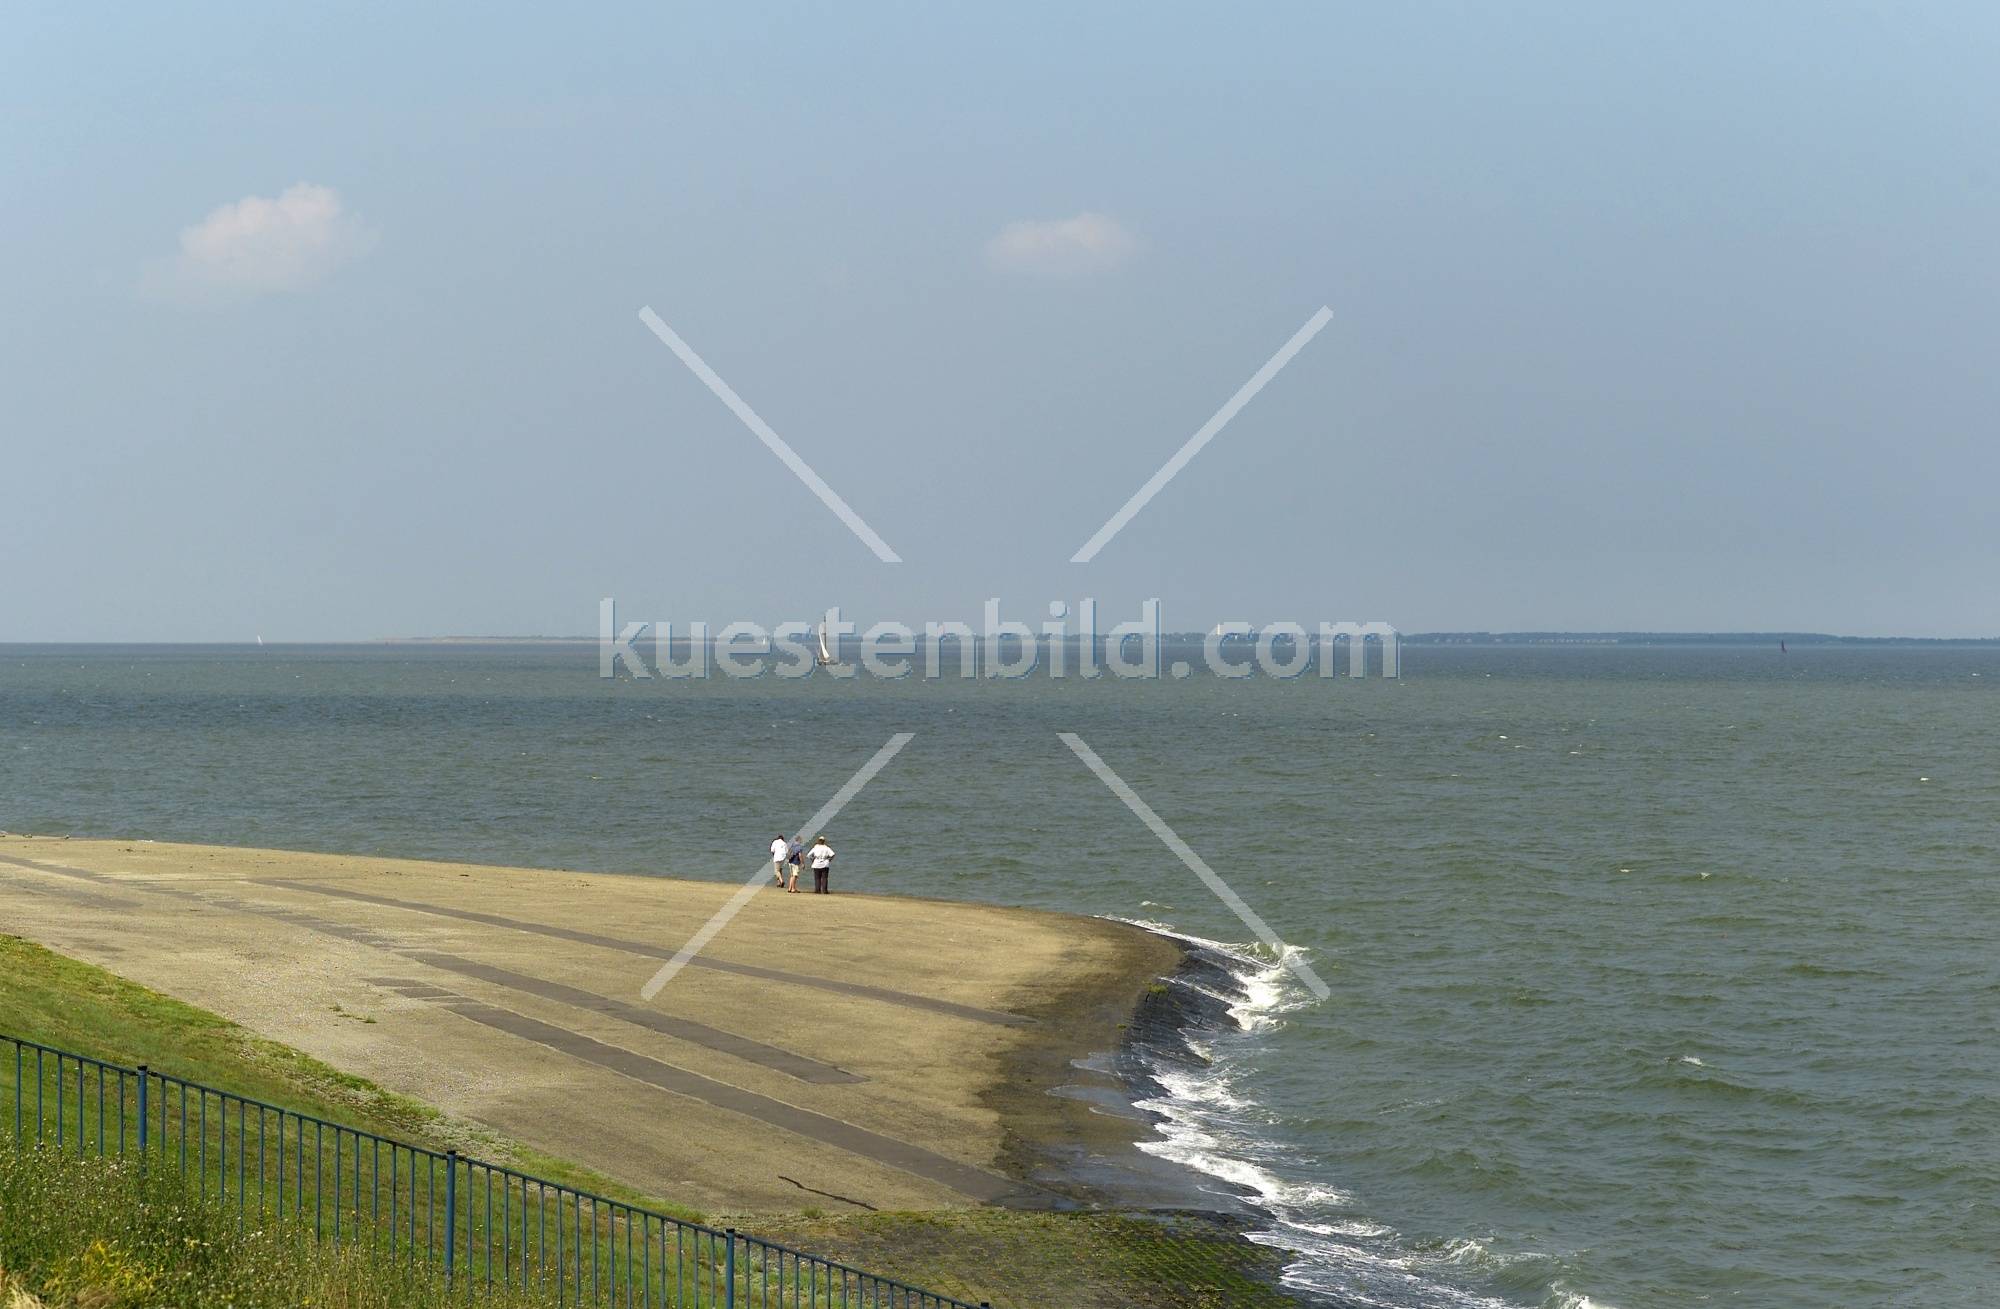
[0,836,1177,1214]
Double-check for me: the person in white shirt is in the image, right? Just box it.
[807,835,835,894]
[769,834,790,887]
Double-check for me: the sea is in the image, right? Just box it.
[1,641,1994,1309]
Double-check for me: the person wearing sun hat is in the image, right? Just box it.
[806,834,835,894]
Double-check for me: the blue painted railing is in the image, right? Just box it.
[3,1034,991,1308]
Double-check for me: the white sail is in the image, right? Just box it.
[817,620,834,664]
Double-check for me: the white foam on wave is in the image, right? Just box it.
[1110,917,1318,1031]
[1433,1237,1564,1277]
[1546,1292,1624,1309]
[1146,1061,1255,1115]
[1258,1221,1530,1309]
[1285,1216,1396,1240]
[1109,915,1568,1309]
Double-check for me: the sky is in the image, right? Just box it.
[3,2,1997,640]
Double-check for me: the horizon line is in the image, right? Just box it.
[5,631,1999,647]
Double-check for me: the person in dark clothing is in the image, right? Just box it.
[807,835,835,894]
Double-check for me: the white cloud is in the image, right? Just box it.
[152,183,373,302]
[984,211,1137,276]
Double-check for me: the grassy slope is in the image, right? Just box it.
[0,934,1298,1309]
[0,934,438,1140]
[0,1147,555,1309]
[751,1209,1297,1309]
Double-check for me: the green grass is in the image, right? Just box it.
[0,1146,556,1309]
[0,934,441,1144]
[745,1209,1297,1309]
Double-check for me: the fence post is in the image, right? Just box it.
[135,1066,148,1167]
[724,1228,736,1305]
[443,1151,458,1281]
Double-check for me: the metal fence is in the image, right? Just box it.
[2,1034,991,1308]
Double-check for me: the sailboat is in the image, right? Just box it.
[816,619,836,667]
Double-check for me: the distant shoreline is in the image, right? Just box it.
[1398,632,2000,646]
[6,632,1998,648]
[376,632,2000,646]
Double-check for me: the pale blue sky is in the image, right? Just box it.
[4,3,1996,639]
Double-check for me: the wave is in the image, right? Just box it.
[1114,918,1321,1033]
[1544,1294,1624,1309]
[1106,918,1600,1309]
[1778,960,1889,979]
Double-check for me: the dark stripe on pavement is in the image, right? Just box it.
[195,893,860,1085]
[256,878,1028,1028]
[0,853,120,883]
[399,950,862,1085]
[0,855,859,1087]
[440,998,1036,1204]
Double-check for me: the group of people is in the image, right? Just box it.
[769,833,836,894]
